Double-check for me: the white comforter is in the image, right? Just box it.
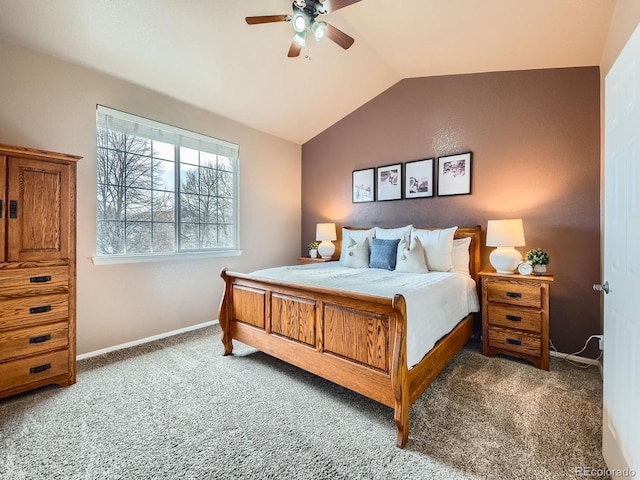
[250,263,480,368]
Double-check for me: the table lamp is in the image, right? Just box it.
[486,219,525,274]
[316,223,337,259]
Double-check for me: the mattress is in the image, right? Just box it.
[250,263,480,368]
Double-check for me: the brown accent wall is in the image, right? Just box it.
[301,67,601,357]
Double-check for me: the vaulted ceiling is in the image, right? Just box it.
[0,0,616,144]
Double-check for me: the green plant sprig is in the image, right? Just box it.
[307,241,319,250]
[526,248,550,265]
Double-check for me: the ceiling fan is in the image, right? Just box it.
[246,0,361,57]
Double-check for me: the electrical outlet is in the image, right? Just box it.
[595,334,604,351]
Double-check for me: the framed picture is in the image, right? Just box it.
[352,168,375,203]
[404,158,434,199]
[437,152,472,196]
[376,163,402,201]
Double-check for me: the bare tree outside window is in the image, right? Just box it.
[178,148,236,250]
[96,109,238,258]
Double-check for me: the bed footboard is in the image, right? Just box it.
[218,268,411,447]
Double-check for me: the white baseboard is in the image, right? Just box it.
[76,320,219,361]
[550,350,601,366]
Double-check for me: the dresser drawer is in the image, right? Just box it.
[487,305,542,333]
[0,349,69,392]
[488,326,541,356]
[0,322,69,362]
[0,266,69,299]
[0,294,69,331]
[486,281,541,308]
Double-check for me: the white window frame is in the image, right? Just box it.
[93,105,241,264]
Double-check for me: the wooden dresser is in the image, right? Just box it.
[0,144,81,398]
[480,271,553,370]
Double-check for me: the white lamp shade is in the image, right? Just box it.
[487,219,525,274]
[486,219,525,247]
[316,223,336,259]
[316,223,337,241]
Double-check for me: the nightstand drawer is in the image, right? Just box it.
[487,305,542,333]
[486,282,541,308]
[488,326,541,356]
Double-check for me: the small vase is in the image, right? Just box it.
[533,264,547,275]
[309,249,318,258]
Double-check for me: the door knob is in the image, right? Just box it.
[593,281,610,294]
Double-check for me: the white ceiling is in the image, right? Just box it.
[0,0,616,144]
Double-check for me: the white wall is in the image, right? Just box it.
[0,41,301,354]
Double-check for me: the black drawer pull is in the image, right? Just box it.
[30,306,52,314]
[29,363,51,374]
[29,334,52,344]
[506,338,522,346]
[506,291,522,298]
[30,275,52,283]
[0,199,3,218]
[506,315,522,322]
[9,200,17,219]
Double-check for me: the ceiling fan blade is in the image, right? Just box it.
[321,0,361,13]
[288,41,302,57]
[326,23,355,49]
[246,14,290,25]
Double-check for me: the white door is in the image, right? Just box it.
[602,21,640,476]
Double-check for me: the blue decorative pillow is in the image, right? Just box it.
[369,238,401,270]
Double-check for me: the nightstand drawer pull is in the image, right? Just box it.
[506,314,522,322]
[30,275,52,283]
[506,338,522,346]
[29,363,51,374]
[29,305,52,314]
[506,292,522,298]
[29,334,52,344]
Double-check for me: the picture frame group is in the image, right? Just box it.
[352,152,472,203]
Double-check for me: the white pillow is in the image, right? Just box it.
[339,228,375,265]
[375,225,413,243]
[395,236,429,273]
[342,236,370,268]
[452,237,471,276]
[411,226,457,272]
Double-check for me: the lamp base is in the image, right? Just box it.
[317,240,335,259]
[490,247,522,274]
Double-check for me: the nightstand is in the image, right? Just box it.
[479,271,553,370]
[298,256,338,265]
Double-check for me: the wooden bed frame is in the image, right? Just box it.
[218,226,481,448]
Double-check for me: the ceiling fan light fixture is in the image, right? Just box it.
[315,3,328,15]
[292,12,307,33]
[311,21,327,41]
[293,31,307,47]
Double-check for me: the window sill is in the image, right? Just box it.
[92,249,242,266]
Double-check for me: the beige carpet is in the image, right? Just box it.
[0,325,608,479]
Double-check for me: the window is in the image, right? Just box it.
[96,106,239,261]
